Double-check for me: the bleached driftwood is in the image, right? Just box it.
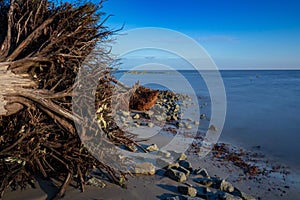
[0,63,36,116]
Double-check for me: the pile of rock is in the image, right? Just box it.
[161,154,256,200]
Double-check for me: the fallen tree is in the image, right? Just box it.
[0,0,134,198]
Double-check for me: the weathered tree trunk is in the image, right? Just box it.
[0,63,36,116]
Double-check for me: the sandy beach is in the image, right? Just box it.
[3,139,300,200]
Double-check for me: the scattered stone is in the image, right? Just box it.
[158,150,171,158]
[147,122,154,128]
[209,124,217,131]
[156,158,171,168]
[185,124,192,129]
[146,144,159,152]
[165,168,187,182]
[121,111,130,117]
[155,115,165,121]
[134,162,155,175]
[194,121,200,126]
[165,196,204,200]
[194,168,210,178]
[179,160,193,171]
[133,123,140,128]
[178,153,187,161]
[220,180,234,193]
[200,114,206,119]
[176,122,184,127]
[146,110,154,116]
[194,178,214,187]
[218,192,243,200]
[86,177,106,188]
[178,186,198,197]
[133,113,140,119]
[166,163,180,169]
[177,166,191,176]
[172,115,178,121]
[240,192,256,200]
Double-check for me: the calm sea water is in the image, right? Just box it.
[114,70,300,170]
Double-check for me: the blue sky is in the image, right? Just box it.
[100,0,300,69]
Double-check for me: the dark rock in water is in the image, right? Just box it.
[209,124,218,131]
[200,114,206,119]
[178,186,198,197]
[165,168,187,182]
[179,160,193,171]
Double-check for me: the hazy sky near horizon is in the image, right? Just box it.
[100,0,300,69]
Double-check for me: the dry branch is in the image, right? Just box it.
[0,0,135,198]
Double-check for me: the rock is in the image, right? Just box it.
[147,122,154,128]
[133,123,140,128]
[200,114,206,119]
[158,150,171,158]
[194,121,200,126]
[134,162,155,175]
[220,180,234,193]
[179,160,193,171]
[165,196,204,200]
[209,124,217,131]
[178,153,187,161]
[177,166,191,176]
[155,115,165,121]
[146,110,154,116]
[178,186,197,197]
[194,168,210,178]
[121,111,130,117]
[120,116,126,122]
[146,144,159,152]
[196,186,211,196]
[194,178,214,187]
[176,122,184,127]
[240,192,256,200]
[165,168,187,182]
[172,115,178,121]
[218,193,243,200]
[133,113,140,119]
[166,162,180,169]
[86,177,106,188]
[185,124,192,129]
[156,158,171,168]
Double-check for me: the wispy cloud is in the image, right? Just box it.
[198,35,239,44]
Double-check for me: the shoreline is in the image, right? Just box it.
[3,140,300,200]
